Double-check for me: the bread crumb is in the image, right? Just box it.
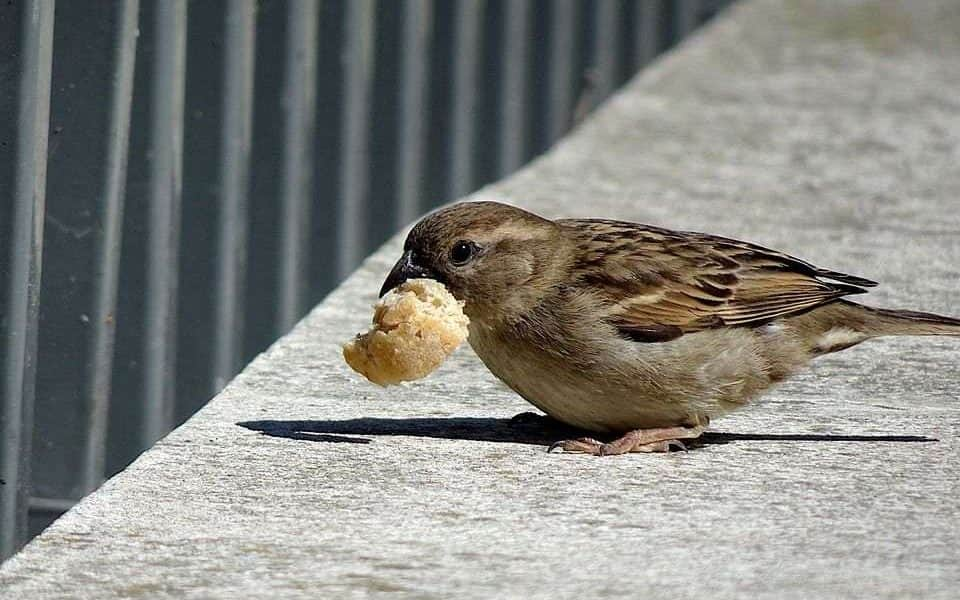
[343,279,470,386]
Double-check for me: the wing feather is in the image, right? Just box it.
[560,219,873,342]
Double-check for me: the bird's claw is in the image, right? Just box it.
[547,437,603,454]
[667,439,688,452]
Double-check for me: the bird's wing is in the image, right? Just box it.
[559,219,877,342]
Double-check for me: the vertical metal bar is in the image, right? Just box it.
[590,0,619,105]
[212,0,256,392]
[142,0,186,447]
[447,0,484,201]
[336,0,375,279]
[675,0,701,38]
[277,0,319,333]
[633,0,662,70]
[546,0,575,143]
[497,0,530,177]
[80,0,139,495]
[1,0,54,560]
[395,0,433,229]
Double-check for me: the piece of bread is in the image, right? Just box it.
[343,278,470,386]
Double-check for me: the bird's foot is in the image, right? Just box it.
[548,425,705,456]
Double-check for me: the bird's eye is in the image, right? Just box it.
[449,240,477,266]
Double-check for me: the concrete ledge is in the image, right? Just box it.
[3,0,960,597]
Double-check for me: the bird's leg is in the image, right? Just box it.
[548,425,705,456]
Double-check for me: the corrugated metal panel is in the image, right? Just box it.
[212,0,256,392]
[590,0,620,108]
[395,0,433,228]
[0,0,55,559]
[447,0,484,201]
[81,0,140,496]
[142,0,187,447]
[278,0,320,334]
[0,0,732,560]
[676,0,703,37]
[634,0,666,69]
[497,0,531,177]
[547,0,577,143]
[337,0,376,279]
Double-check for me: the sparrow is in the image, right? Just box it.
[379,201,960,455]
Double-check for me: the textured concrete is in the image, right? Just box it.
[3,0,960,597]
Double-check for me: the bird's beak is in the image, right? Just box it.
[379,250,437,297]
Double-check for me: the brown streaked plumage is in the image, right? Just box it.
[378,201,960,455]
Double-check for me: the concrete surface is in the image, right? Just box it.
[3,0,960,597]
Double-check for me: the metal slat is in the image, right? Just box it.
[28,496,75,515]
[590,0,620,105]
[80,0,139,495]
[676,0,701,37]
[497,0,531,177]
[447,0,484,201]
[142,0,187,447]
[546,0,575,143]
[1,0,54,560]
[395,0,433,228]
[633,0,663,70]
[278,0,319,334]
[336,0,375,279]
[212,0,256,392]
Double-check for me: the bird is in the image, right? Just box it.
[378,201,960,455]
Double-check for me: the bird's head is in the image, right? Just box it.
[380,201,566,323]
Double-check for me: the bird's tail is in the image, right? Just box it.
[842,300,960,337]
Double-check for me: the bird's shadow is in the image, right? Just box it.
[237,414,937,449]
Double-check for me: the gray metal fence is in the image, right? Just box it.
[0,0,729,561]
